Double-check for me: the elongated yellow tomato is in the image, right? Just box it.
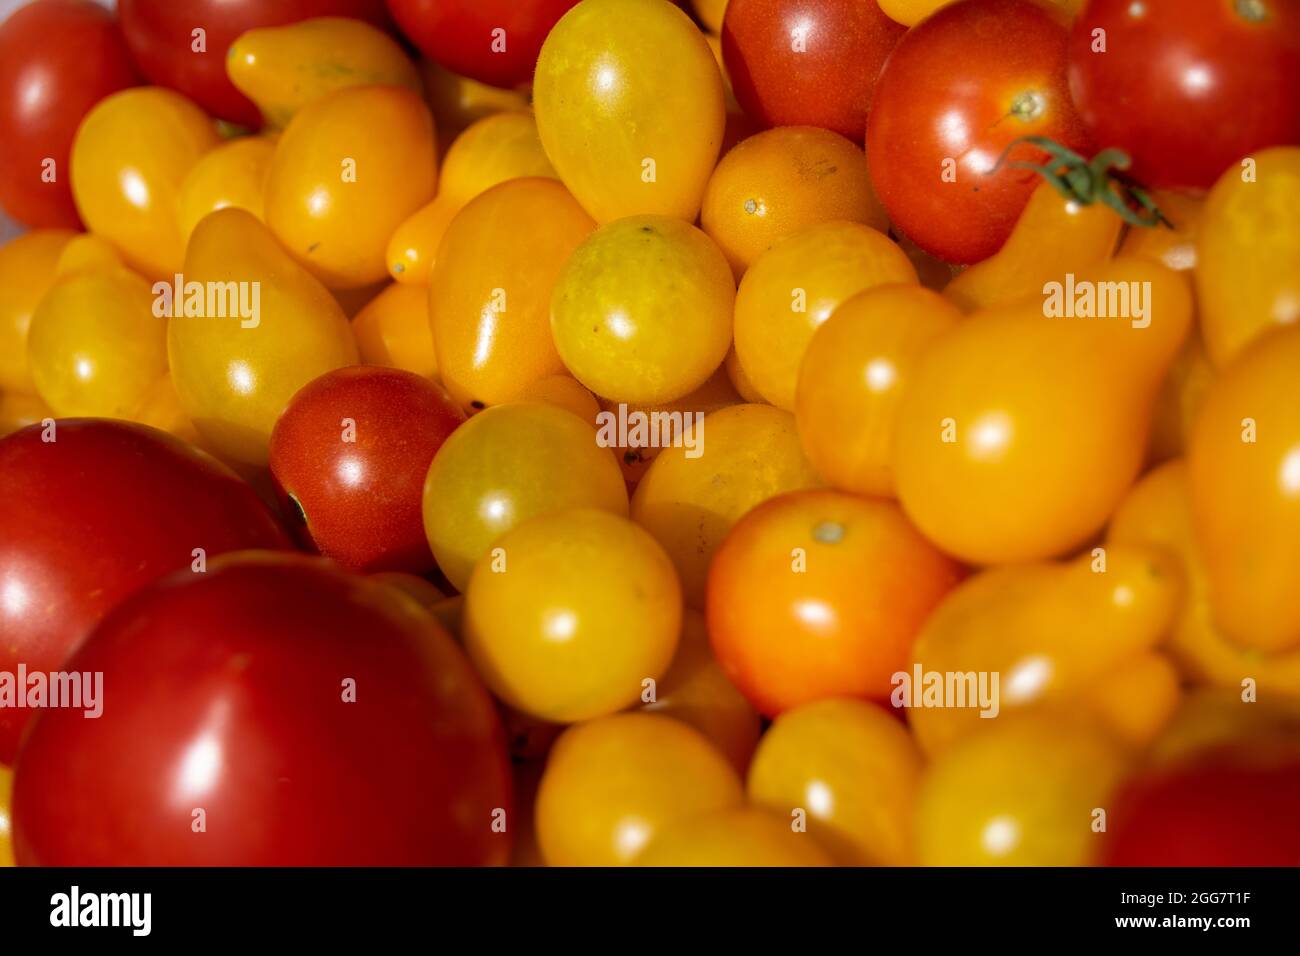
[351,283,438,380]
[734,220,917,410]
[534,0,726,223]
[893,256,1192,565]
[0,230,74,394]
[167,208,358,465]
[1196,146,1300,366]
[176,136,276,241]
[227,17,421,129]
[71,88,219,278]
[429,178,595,411]
[552,215,735,404]
[635,807,831,866]
[265,85,437,289]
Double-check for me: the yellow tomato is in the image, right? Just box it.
[1146,324,1214,465]
[420,59,529,143]
[351,282,438,380]
[534,0,726,223]
[693,0,729,33]
[265,85,437,289]
[0,391,51,437]
[734,220,917,410]
[513,374,601,426]
[535,713,743,866]
[54,234,123,276]
[0,764,12,867]
[176,136,276,241]
[879,0,1081,25]
[635,807,831,866]
[0,229,74,394]
[747,698,922,865]
[167,208,358,466]
[421,402,628,591]
[1085,650,1182,749]
[1120,189,1201,272]
[132,372,204,447]
[724,345,764,402]
[70,87,219,278]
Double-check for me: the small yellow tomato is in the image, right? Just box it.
[0,229,74,394]
[53,234,123,277]
[132,372,204,447]
[420,59,530,143]
[693,0,729,33]
[0,764,12,867]
[512,374,601,426]
[1084,650,1182,749]
[176,136,276,241]
[0,391,51,437]
[1120,188,1201,272]
[635,807,831,866]
[351,282,438,380]
[1146,325,1214,465]
[724,345,764,402]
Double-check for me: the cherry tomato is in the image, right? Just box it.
[176,136,276,242]
[351,282,439,379]
[0,392,51,438]
[694,0,729,32]
[635,807,831,866]
[515,375,602,427]
[0,229,75,395]
[419,58,529,143]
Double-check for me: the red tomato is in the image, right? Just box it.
[722,0,905,141]
[0,420,289,764]
[387,0,581,89]
[119,0,390,127]
[1068,0,1300,190]
[866,0,1092,264]
[0,0,140,228]
[12,552,512,865]
[269,366,465,574]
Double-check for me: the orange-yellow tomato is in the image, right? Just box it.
[513,374,601,426]
[421,402,628,591]
[701,126,888,276]
[1120,189,1201,272]
[132,372,204,447]
[1146,325,1215,465]
[0,391,50,437]
[0,229,74,394]
[70,87,219,278]
[1085,650,1182,749]
[265,85,437,289]
[351,282,439,380]
[693,0,729,33]
[734,220,917,410]
[53,234,123,276]
[534,0,725,223]
[635,807,831,866]
[176,136,276,241]
[724,345,764,402]
[420,59,530,143]
[0,764,12,867]
[429,178,595,411]
[535,713,743,866]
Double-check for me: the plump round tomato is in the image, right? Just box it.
[351,282,439,379]
[176,136,276,241]
[867,0,1091,264]
[0,229,75,395]
[635,807,831,866]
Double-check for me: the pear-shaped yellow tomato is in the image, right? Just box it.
[915,714,1128,866]
[551,216,735,404]
[464,508,681,723]
[747,698,922,866]
[167,208,358,466]
[265,85,437,289]
[795,284,961,497]
[893,256,1192,565]
[420,59,530,143]
[227,17,421,129]
[635,807,830,866]
[429,178,595,411]
[907,545,1183,755]
[0,392,51,438]
[631,403,823,607]
[351,282,438,380]
[513,374,601,426]
[535,713,743,866]
[27,266,167,418]
[1120,189,1201,272]
[534,0,726,223]
[734,221,917,410]
[387,111,557,284]
[0,230,74,394]
[421,402,628,591]
[176,136,276,241]
[70,88,220,278]
[1189,325,1300,653]
[53,234,123,277]
[0,764,12,867]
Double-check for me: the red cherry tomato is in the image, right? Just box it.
[269,366,465,574]
[1068,0,1300,190]
[0,0,140,228]
[721,0,905,141]
[866,0,1092,264]
[0,420,289,764]
[12,553,512,865]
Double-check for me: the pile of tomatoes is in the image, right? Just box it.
[1,0,1299,867]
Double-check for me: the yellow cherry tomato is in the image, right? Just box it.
[167,208,358,466]
[535,713,743,866]
[0,391,51,437]
[351,282,439,380]
[1085,650,1182,749]
[747,698,922,866]
[176,136,276,241]
[0,764,12,867]
[0,229,74,394]
[421,402,629,591]
[1146,324,1214,465]
[132,372,204,447]
[70,87,219,278]
[534,0,726,223]
[724,345,764,403]
[429,178,595,411]
[265,85,437,289]
[420,59,530,144]
[513,374,601,426]
[636,807,831,866]
[552,215,735,404]
[1120,188,1201,272]
[734,220,917,410]
[53,233,123,277]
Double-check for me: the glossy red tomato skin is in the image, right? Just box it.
[269,366,465,574]
[1068,0,1300,190]
[119,0,390,126]
[866,0,1092,264]
[722,0,905,141]
[13,553,513,865]
[387,0,581,89]
[0,420,289,765]
[0,0,140,228]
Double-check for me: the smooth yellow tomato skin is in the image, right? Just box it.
[0,391,51,438]
[132,372,205,448]
[1084,650,1182,750]
[551,215,735,404]
[693,0,729,33]
[53,234,123,277]
[176,136,276,241]
[534,0,726,223]
[1120,189,1201,272]
[1146,326,1214,465]
[635,807,831,866]
[71,87,219,278]
[734,220,917,410]
[420,59,530,143]
[0,230,75,394]
[351,282,439,380]
[513,374,601,426]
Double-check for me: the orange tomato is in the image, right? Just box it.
[53,233,122,276]
[1146,323,1215,465]
[131,372,204,447]
[0,229,74,394]
[419,59,529,143]
[513,374,601,426]
[351,282,439,380]
[176,136,276,241]
[1120,188,1202,272]
[635,807,831,866]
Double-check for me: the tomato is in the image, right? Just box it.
[419,59,530,143]
[515,375,602,427]
[176,136,276,242]
[721,0,905,141]
[694,0,729,32]
[132,373,206,449]
[551,216,735,404]
[1119,188,1201,273]
[1068,0,1300,191]
[0,0,140,229]
[12,552,511,865]
[0,420,288,764]
[535,713,743,866]
[0,393,51,439]
[867,0,1091,264]
[534,0,726,223]
[51,232,123,276]
[707,489,962,716]
[0,765,11,867]
[351,282,439,379]
[421,402,628,591]
[635,807,831,866]
[0,229,75,395]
